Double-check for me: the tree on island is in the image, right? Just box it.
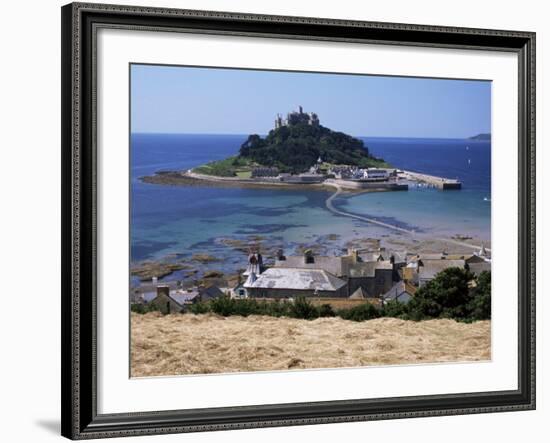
[238,108,386,174]
[192,107,389,177]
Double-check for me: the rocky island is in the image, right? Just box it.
[141,106,408,191]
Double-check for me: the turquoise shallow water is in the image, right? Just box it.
[130,134,490,283]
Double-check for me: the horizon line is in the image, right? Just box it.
[130,131,491,140]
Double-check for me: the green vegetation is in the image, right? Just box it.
[191,116,390,176]
[338,303,381,322]
[130,303,161,314]
[132,270,491,322]
[407,269,491,322]
[193,156,256,177]
[239,123,388,174]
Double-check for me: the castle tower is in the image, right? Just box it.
[309,112,319,126]
[274,113,283,129]
[298,105,303,114]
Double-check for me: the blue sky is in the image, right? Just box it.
[131,64,491,138]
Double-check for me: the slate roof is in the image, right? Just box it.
[382,281,414,300]
[200,285,225,300]
[245,268,346,291]
[418,259,465,280]
[468,261,491,275]
[167,291,199,306]
[139,286,224,306]
[348,260,393,278]
[359,252,385,262]
[275,256,343,276]
[349,287,369,299]
[389,251,408,264]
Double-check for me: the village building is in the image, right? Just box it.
[273,248,396,298]
[347,260,394,297]
[349,287,369,299]
[466,244,492,275]
[400,247,492,288]
[232,279,248,299]
[360,168,390,181]
[147,285,186,314]
[251,167,279,178]
[382,281,416,304]
[134,284,224,314]
[279,173,325,184]
[243,267,347,298]
[417,259,466,287]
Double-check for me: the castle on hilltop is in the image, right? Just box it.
[274,105,320,129]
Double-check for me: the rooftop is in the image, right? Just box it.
[275,255,343,276]
[244,268,346,291]
[418,259,466,280]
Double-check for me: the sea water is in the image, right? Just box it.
[130,134,490,279]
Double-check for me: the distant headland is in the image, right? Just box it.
[468,133,491,141]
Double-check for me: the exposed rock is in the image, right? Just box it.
[203,270,224,279]
[131,262,187,281]
[191,254,220,263]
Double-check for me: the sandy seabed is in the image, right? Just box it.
[130,312,491,377]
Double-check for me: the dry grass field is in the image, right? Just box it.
[130,312,491,377]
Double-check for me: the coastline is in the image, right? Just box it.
[133,137,490,286]
[141,170,364,193]
[131,233,491,288]
[140,170,407,193]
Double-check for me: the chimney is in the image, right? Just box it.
[347,248,358,263]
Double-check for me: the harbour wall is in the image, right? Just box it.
[403,170,462,190]
[326,179,408,191]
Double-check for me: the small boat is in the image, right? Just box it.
[466,146,469,150]
[467,159,471,165]
[483,197,491,202]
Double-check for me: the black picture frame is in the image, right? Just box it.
[61,2,536,439]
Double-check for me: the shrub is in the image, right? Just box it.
[260,299,292,317]
[130,303,160,314]
[382,299,409,318]
[467,271,491,320]
[406,268,491,321]
[130,303,147,314]
[188,302,210,314]
[338,303,381,322]
[319,303,336,317]
[407,267,473,320]
[231,298,261,317]
[289,296,319,320]
[209,296,237,316]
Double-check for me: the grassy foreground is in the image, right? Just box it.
[130,312,490,377]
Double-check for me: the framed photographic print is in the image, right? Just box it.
[61,2,536,439]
